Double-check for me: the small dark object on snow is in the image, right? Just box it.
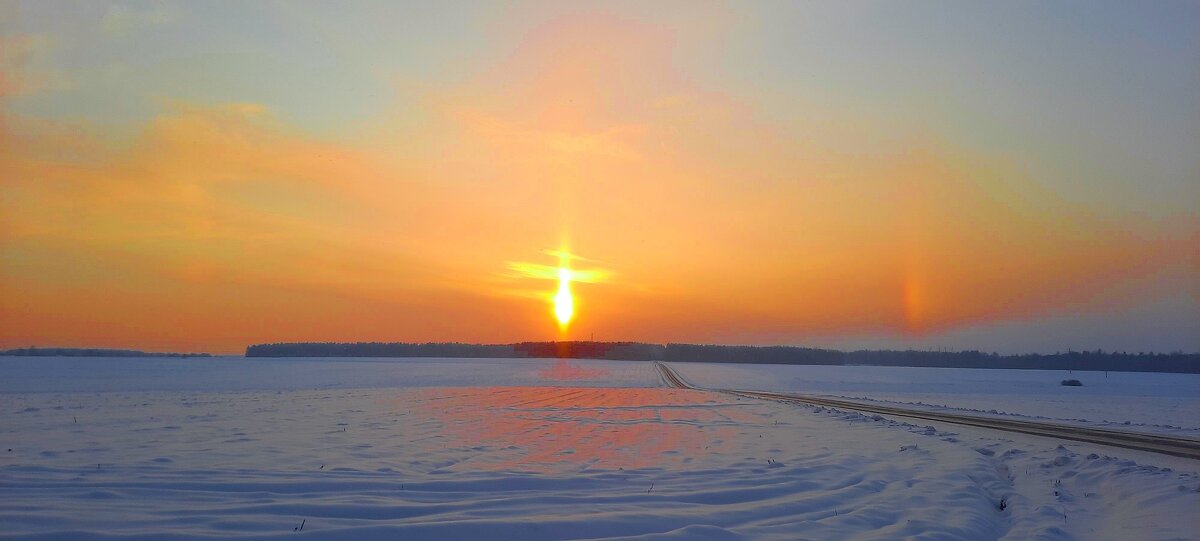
[1061,379,1083,386]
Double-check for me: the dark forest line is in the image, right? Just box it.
[1,347,212,358]
[244,341,1200,374]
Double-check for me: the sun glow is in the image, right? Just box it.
[554,267,574,327]
[507,248,608,332]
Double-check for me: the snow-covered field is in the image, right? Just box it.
[0,356,660,394]
[672,362,1200,437]
[2,357,1198,540]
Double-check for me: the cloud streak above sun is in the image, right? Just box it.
[505,260,613,285]
[1,2,1197,353]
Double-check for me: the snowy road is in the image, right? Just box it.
[656,362,1200,460]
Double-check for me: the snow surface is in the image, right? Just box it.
[0,356,660,393]
[670,362,1200,437]
[2,357,1199,540]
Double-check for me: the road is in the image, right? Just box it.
[654,361,1200,460]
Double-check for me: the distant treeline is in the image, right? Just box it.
[244,341,663,361]
[245,341,1200,373]
[1,347,212,358]
[245,342,517,358]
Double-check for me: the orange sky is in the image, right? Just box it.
[2,5,1197,354]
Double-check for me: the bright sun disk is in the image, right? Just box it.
[554,267,574,326]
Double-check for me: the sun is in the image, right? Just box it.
[554,267,574,327]
[507,247,605,332]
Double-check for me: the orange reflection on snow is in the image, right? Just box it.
[537,359,609,380]
[407,387,753,473]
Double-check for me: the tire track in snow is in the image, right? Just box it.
[655,362,1200,460]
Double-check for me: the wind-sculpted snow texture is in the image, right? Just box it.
[0,356,658,393]
[2,357,1198,539]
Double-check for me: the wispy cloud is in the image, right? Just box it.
[0,34,73,97]
[505,259,613,284]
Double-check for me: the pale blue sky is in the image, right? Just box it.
[7,1,1196,212]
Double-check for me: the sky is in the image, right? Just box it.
[1,1,1197,355]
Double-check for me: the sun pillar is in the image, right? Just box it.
[554,267,574,330]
